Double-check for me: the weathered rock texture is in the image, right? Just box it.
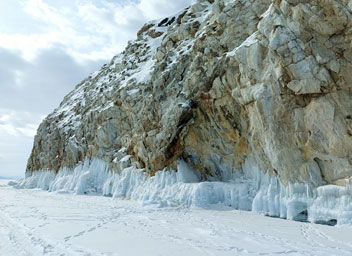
[28,0,352,188]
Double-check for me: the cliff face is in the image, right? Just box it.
[28,0,352,189]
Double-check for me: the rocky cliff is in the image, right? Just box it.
[24,0,352,224]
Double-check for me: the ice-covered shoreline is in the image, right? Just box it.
[2,179,352,255]
[12,157,352,226]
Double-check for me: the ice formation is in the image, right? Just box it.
[14,157,352,226]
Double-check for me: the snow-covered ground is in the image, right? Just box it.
[1,180,352,256]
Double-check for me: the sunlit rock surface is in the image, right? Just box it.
[24,0,352,224]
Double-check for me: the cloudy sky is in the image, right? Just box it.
[0,0,191,178]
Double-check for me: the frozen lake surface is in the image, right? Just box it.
[0,179,352,256]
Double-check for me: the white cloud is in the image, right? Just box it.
[0,0,191,62]
[138,0,190,20]
[23,0,72,31]
[0,109,44,137]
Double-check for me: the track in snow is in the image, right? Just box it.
[0,180,352,256]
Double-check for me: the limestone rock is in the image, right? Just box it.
[27,0,352,190]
